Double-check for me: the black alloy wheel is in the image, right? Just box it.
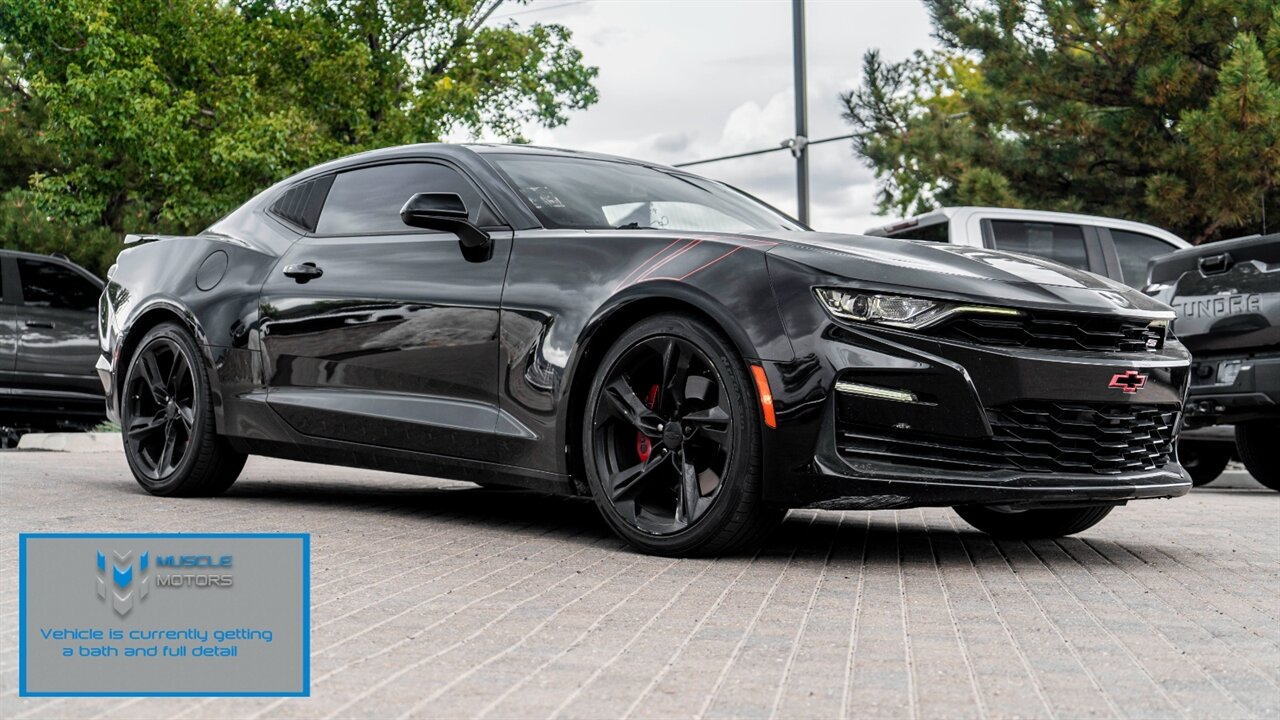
[125,336,195,480]
[583,313,782,556]
[121,323,246,497]
[593,335,731,534]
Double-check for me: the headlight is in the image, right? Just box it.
[814,288,1022,329]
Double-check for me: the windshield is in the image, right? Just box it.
[486,153,804,233]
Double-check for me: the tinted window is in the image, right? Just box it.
[316,163,493,235]
[887,221,949,243]
[18,259,99,311]
[989,221,1090,271]
[487,154,803,232]
[271,175,334,232]
[1110,229,1176,287]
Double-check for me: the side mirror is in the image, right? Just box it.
[399,192,492,261]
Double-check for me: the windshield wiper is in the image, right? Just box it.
[616,222,652,230]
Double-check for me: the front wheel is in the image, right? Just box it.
[954,505,1114,539]
[582,313,783,557]
[121,322,247,497]
[1235,420,1280,491]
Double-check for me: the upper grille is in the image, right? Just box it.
[931,312,1166,353]
[837,401,1177,476]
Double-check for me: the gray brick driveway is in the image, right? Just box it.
[2,451,1277,719]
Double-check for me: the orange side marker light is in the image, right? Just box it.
[750,364,777,429]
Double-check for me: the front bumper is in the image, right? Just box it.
[761,322,1192,510]
[798,462,1188,510]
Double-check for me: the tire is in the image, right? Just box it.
[581,313,783,556]
[1235,420,1280,491]
[1179,439,1232,487]
[120,322,247,497]
[954,505,1114,539]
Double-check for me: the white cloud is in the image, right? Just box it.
[460,0,937,233]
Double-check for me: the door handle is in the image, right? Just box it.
[283,262,323,283]
[24,320,55,329]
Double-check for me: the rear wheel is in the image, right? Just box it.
[1179,439,1232,487]
[1235,420,1280,491]
[121,323,246,497]
[954,505,1114,539]
[582,314,782,556]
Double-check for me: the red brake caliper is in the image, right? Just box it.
[635,384,660,462]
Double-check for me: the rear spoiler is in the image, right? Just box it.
[123,233,187,245]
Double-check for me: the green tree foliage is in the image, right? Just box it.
[0,189,119,276]
[843,0,1280,243]
[0,0,597,274]
[0,50,53,190]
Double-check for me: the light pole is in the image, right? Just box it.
[675,0,819,227]
[791,0,810,226]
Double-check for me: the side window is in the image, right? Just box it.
[270,175,334,232]
[1110,229,1176,288]
[989,220,1090,271]
[17,259,99,311]
[315,162,496,236]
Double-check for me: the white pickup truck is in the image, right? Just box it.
[865,207,1190,288]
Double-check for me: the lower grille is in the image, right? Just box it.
[837,401,1177,475]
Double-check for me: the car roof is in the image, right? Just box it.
[463,142,688,170]
[865,206,1190,247]
[284,142,688,182]
[235,142,733,234]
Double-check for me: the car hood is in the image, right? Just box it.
[756,231,1174,318]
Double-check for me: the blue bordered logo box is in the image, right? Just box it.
[19,533,310,697]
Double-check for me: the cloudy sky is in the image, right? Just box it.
[459,0,937,232]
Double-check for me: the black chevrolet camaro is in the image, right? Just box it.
[98,143,1192,556]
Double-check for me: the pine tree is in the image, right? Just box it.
[843,0,1280,243]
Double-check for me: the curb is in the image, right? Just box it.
[16,432,123,452]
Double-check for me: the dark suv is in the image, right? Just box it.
[0,249,105,442]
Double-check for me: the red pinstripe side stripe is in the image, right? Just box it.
[635,239,702,282]
[676,247,743,280]
[614,237,685,291]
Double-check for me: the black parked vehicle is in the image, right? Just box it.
[0,249,106,444]
[1145,234,1280,490]
[99,144,1191,556]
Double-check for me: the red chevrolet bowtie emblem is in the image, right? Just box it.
[1109,370,1148,393]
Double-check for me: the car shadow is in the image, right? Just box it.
[140,478,1185,570]
[227,479,617,545]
